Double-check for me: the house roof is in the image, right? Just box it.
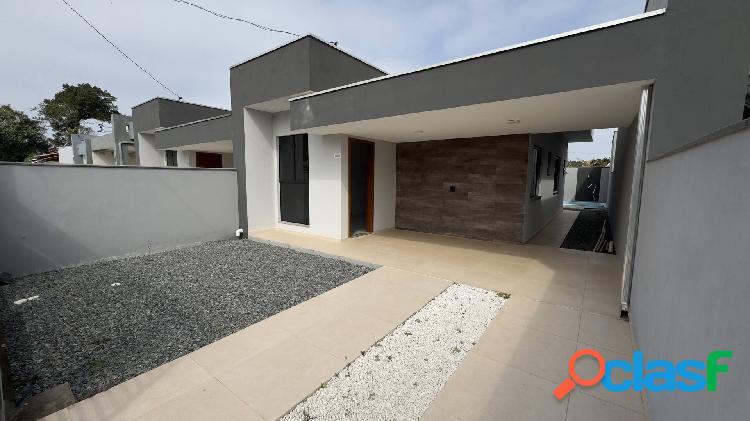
[290,9,665,103]
[230,34,386,75]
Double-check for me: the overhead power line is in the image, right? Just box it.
[173,0,337,46]
[59,0,182,100]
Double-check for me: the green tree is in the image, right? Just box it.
[0,105,50,162]
[39,83,118,146]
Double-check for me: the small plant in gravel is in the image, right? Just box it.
[403,331,412,336]
[455,327,462,333]
[302,409,314,421]
[368,392,376,401]
[451,346,461,354]
[497,291,511,299]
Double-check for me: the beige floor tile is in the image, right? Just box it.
[189,322,292,375]
[254,293,344,335]
[513,280,585,308]
[573,343,644,413]
[295,309,395,361]
[421,353,567,421]
[54,356,212,421]
[567,391,644,421]
[579,312,633,355]
[501,295,581,341]
[582,287,622,318]
[215,336,346,420]
[137,379,262,421]
[472,313,578,383]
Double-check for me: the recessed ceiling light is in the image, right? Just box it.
[507,119,521,124]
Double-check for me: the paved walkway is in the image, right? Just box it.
[47,227,641,421]
[528,209,580,247]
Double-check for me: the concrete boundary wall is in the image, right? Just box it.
[630,119,750,421]
[0,163,239,277]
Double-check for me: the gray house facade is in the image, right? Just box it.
[74,1,749,418]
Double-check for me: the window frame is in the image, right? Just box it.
[530,146,543,199]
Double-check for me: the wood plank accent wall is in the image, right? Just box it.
[396,135,529,242]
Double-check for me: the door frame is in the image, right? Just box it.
[348,138,374,236]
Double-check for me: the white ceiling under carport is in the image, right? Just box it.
[304,80,650,143]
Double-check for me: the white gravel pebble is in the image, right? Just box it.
[110,283,122,287]
[282,283,505,421]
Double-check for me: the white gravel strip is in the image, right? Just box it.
[283,283,505,420]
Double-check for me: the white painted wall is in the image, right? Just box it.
[271,111,347,239]
[244,111,396,240]
[373,140,396,231]
[137,133,165,167]
[177,150,195,168]
[58,146,74,164]
[92,150,115,166]
[244,107,276,232]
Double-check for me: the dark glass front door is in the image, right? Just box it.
[278,134,309,225]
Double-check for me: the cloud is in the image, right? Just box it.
[1,0,644,140]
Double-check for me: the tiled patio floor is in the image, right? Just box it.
[47,223,641,421]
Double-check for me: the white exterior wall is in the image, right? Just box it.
[373,140,396,231]
[58,146,74,164]
[177,150,195,168]
[244,107,276,232]
[137,133,165,167]
[242,110,396,239]
[91,150,115,166]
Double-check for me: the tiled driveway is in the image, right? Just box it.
[47,227,641,421]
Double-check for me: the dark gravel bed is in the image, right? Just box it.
[0,239,373,401]
[560,210,615,253]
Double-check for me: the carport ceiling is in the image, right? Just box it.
[305,80,650,142]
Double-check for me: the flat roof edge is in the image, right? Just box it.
[132,97,230,112]
[152,113,232,133]
[289,8,666,102]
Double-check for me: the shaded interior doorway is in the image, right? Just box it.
[195,152,222,168]
[349,139,374,236]
[279,134,309,225]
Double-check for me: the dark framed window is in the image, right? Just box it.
[278,134,309,225]
[165,150,177,167]
[552,155,562,194]
[530,146,542,198]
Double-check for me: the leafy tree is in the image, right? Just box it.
[39,83,118,146]
[0,105,50,162]
[566,157,611,168]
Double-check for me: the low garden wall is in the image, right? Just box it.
[0,163,239,276]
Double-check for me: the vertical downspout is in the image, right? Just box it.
[621,86,653,313]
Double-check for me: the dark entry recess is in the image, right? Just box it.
[195,152,222,168]
[279,134,309,225]
[349,138,374,236]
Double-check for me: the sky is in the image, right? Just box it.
[1,0,646,159]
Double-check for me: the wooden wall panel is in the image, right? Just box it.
[396,135,529,242]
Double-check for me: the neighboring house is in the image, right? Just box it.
[132,98,233,168]
[58,114,135,166]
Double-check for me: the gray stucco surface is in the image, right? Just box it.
[523,133,567,242]
[132,98,230,164]
[291,0,750,162]
[152,114,232,150]
[608,118,638,258]
[230,35,386,231]
[0,163,239,276]
[629,121,750,421]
